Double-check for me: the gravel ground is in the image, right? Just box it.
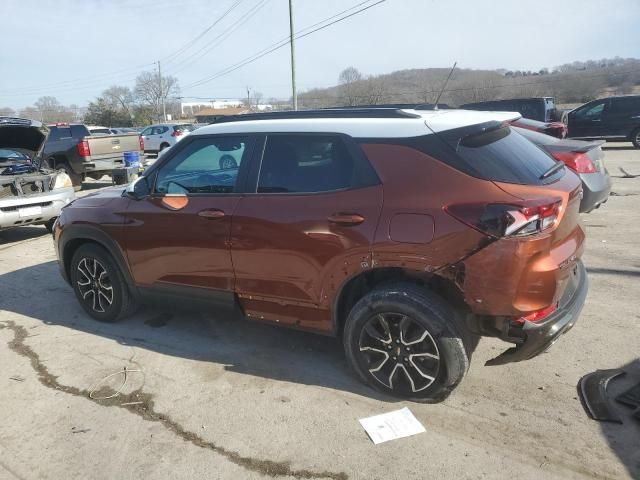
[0,143,638,480]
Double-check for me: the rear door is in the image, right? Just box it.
[568,99,610,138]
[230,133,383,332]
[606,97,640,137]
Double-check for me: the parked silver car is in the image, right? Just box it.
[0,117,75,232]
[139,123,194,153]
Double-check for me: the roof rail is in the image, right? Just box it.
[211,108,422,124]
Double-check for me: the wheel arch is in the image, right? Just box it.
[333,266,470,336]
[60,226,136,295]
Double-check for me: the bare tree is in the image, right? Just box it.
[134,71,179,121]
[338,66,363,106]
[32,96,75,123]
[0,107,16,117]
[102,86,135,118]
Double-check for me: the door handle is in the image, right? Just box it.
[328,213,365,226]
[198,209,225,219]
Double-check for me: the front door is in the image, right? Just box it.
[124,134,253,300]
[230,133,383,332]
[568,99,610,138]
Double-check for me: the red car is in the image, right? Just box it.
[512,117,567,139]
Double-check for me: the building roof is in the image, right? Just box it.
[194,107,248,117]
[193,109,520,138]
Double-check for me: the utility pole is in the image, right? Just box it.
[246,86,251,109]
[288,0,297,110]
[157,61,166,122]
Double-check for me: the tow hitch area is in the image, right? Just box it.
[578,369,625,423]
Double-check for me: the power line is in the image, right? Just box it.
[165,0,270,76]
[161,0,245,65]
[183,0,387,90]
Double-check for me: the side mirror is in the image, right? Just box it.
[125,176,150,200]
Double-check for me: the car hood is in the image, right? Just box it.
[0,117,49,158]
[71,186,127,207]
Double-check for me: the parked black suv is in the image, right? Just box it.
[460,97,557,122]
[566,95,640,148]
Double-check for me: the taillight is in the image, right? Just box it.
[139,135,144,151]
[171,129,183,137]
[513,303,558,325]
[445,197,562,238]
[551,151,596,174]
[77,140,90,157]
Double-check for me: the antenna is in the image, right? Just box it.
[433,61,457,110]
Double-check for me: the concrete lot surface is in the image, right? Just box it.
[0,144,639,480]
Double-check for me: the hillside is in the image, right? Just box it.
[298,57,640,109]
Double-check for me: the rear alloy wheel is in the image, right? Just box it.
[70,244,134,322]
[344,284,470,402]
[358,313,441,393]
[631,128,640,149]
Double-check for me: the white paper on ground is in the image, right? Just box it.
[359,407,426,444]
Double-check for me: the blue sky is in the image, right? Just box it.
[1,0,639,109]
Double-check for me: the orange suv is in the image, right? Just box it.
[53,108,588,402]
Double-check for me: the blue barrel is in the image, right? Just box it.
[124,151,140,168]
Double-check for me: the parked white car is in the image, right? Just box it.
[140,123,194,153]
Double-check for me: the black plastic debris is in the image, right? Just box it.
[578,369,625,423]
[616,382,640,409]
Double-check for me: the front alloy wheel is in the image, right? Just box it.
[70,244,135,322]
[76,257,114,313]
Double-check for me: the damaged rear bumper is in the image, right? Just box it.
[486,260,588,366]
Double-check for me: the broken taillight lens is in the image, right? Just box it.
[551,151,596,174]
[445,197,562,238]
[513,303,558,325]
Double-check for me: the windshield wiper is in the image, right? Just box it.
[539,160,565,180]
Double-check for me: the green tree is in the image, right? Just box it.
[84,98,133,127]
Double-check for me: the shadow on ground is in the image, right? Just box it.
[0,225,50,245]
[602,145,637,151]
[596,359,640,479]
[80,180,113,192]
[0,260,396,403]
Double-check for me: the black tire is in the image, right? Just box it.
[159,142,170,152]
[44,218,56,234]
[631,128,640,149]
[70,244,135,323]
[55,161,82,192]
[343,283,470,403]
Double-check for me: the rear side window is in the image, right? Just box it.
[71,125,89,138]
[48,127,71,141]
[610,97,640,115]
[257,134,377,193]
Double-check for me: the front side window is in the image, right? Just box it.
[258,135,358,193]
[155,136,248,195]
[575,102,605,119]
[141,127,152,136]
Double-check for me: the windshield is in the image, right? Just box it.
[0,148,29,160]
